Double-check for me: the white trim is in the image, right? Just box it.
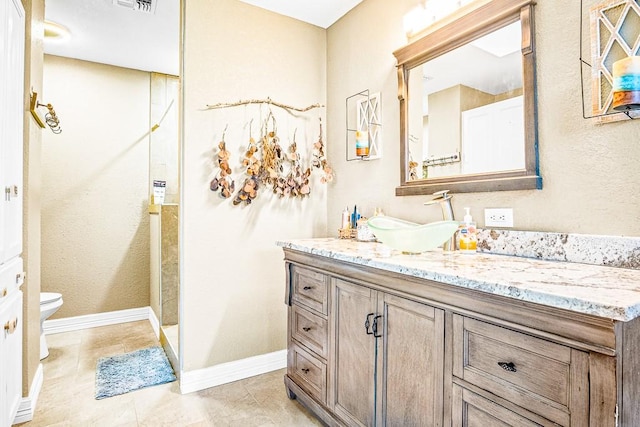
[148,307,160,339]
[179,349,287,394]
[13,363,43,424]
[43,306,151,335]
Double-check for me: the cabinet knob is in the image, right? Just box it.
[4,317,18,334]
[301,368,310,374]
[498,361,517,372]
[1,288,7,297]
[302,286,313,291]
[302,327,312,332]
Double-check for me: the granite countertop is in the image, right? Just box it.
[277,238,640,322]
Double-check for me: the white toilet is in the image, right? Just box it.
[40,292,63,360]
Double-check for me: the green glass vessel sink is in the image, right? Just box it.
[367,216,459,254]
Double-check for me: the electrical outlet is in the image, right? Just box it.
[484,208,514,228]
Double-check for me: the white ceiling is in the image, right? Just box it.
[238,0,362,29]
[44,0,180,75]
[43,0,361,75]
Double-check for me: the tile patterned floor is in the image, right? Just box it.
[20,321,322,426]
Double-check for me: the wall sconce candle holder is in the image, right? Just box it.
[345,90,382,161]
[29,91,62,133]
[580,0,640,122]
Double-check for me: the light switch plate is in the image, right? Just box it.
[484,208,514,227]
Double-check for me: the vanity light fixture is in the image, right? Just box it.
[403,0,481,39]
[44,20,70,40]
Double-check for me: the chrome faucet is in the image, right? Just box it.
[424,190,456,251]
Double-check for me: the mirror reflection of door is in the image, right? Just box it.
[408,21,524,179]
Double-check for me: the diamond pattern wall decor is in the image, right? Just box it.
[590,0,640,121]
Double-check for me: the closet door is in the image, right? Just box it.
[0,0,25,265]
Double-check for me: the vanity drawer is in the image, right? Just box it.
[291,305,328,359]
[291,266,328,315]
[452,384,549,427]
[288,342,327,404]
[453,315,589,426]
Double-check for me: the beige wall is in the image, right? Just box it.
[150,73,180,205]
[160,204,179,326]
[182,0,327,371]
[41,56,150,318]
[459,85,496,111]
[150,212,160,319]
[22,0,44,397]
[427,86,462,178]
[327,0,640,235]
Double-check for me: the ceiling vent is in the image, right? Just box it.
[113,0,157,14]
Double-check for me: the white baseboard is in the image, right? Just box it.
[40,308,285,399]
[43,306,152,335]
[148,308,160,339]
[179,349,287,394]
[13,363,43,424]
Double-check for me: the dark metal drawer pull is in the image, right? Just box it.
[302,327,312,332]
[301,368,310,374]
[372,315,383,338]
[365,313,375,335]
[498,362,517,372]
[303,286,313,290]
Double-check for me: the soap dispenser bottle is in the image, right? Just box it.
[458,207,477,253]
[341,206,351,230]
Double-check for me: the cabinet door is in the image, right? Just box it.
[377,294,445,427]
[0,290,23,427]
[330,279,377,427]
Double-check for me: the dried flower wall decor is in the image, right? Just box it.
[275,131,311,198]
[205,97,330,206]
[260,113,284,192]
[233,124,261,206]
[209,128,235,198]
[311,118,334,184]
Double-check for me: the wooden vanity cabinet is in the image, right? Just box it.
[286,265,330,407]
[329,279,376,426]
[330,280,444,426]
[451,315,590,426]
[283,249,634,427]
[376,292,445,426]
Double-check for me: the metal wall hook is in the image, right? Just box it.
[29,91,62,133]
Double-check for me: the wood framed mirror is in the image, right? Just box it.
[393,0,541,195]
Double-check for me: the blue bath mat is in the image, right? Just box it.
[95,346,176,399]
